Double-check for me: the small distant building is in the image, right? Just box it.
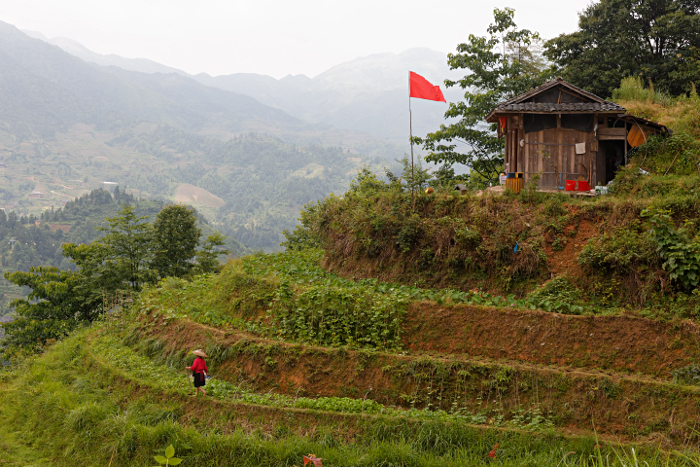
[29,191,43,198]
[454,184,468,195]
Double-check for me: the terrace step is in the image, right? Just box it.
[401,303,700,379]
[83,330,677,450]
[133,317,700,446]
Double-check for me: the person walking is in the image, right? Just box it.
[186,349,209,396]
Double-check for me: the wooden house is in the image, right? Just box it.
[485,78,669,189]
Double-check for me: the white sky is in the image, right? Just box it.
[2,0,591,79]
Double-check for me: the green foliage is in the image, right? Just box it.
[545,0,700,97]
[612,76,673,107]
[271,282,407,349]
[414,7,551,187]
[1,267,101,354]
[2,199,232,354]
[644,209,700,291]
[526,276,584,315]
[0,189,164,316]
[152,204,201,279]
[578,229,657,271]
[281,199,326,251]
[672,363,700,385]
[154,445,182,466]
[626,133,700,177]
[195,233,230,274]
[101,204,155,290]
[398,156,433,193]
[348,166,388,195]
[61,204,155,295]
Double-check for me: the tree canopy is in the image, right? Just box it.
[2,202,231,356]
[152,205,201,279]
[545,0,700,97]
[413,8,551,186]
[1,267,102,353]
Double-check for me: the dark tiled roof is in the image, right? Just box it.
[487,77,625,118]
[498,102,625,112]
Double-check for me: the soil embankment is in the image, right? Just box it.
[402,303,700,378]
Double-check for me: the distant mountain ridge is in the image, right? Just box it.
[7,23,303,139]
[25,29,463,143]
[22,30,186,76]
[0,23,394,254]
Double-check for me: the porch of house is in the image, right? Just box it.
[477,185,596,197]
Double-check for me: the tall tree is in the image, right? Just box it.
[100,204,154,290]
[195,233,230,274]
[2,267,102,354]
[65,204,154,293]
[545,0,700,97]
[151,204,201,279]
[413,8,551,187]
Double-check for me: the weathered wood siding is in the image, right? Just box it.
[505,114,598,188]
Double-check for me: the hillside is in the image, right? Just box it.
[0,23,403,250]
[25,29,462,144]
[1,248,699,465]
[0,188,249,317]
[0,21,303,139]
[2,100,700,465]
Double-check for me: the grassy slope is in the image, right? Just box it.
[1,250,700,464]
[0,320,690,467]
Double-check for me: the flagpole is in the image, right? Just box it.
[408,72,414,205]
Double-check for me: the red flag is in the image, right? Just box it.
[409,72,446,102]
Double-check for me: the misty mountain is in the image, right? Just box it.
[0,23,394,253]
[1,22,302,138]
[27,30,463,144]
[22,30,186,76]
[193,48,463,143]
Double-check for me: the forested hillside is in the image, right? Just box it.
[0,188,246,317]
[0,23,394,251]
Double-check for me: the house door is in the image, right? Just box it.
[597,140,625,185]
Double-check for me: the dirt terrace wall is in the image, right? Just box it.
[402,303,700,379]
[138,319,700,445]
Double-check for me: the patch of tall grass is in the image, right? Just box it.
[612,76,674,107]
[613,76,700,139]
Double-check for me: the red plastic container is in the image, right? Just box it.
[565,180,591,192]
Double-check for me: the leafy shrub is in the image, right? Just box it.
[672,364,700,385]
[644,209,700,291]
[626,133,700,177]
[271,282,407,349]
[578,229,656,270]
[527,276,584,315]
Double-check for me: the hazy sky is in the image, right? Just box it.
[3,0,591,79]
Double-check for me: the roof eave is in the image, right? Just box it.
[486,109,622,122]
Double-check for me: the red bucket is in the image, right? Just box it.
[566,180,591,191]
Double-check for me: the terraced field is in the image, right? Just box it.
[2,249,700,465]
